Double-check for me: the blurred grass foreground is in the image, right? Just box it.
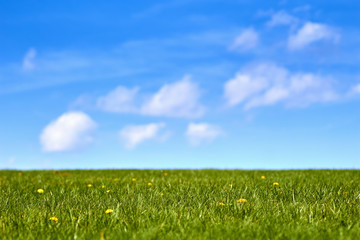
[0,170,359,239]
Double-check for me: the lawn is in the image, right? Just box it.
[0,170,359,239]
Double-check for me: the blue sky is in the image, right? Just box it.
[0,0,359,169]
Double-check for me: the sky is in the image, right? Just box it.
[0,0,359,170]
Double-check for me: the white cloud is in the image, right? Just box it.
[97,76,205,118]
[229,28,259,51]
[97,86,138,113]
[288,22,339,50]
[224,62,338,109]
[22,48,37,71]
[266,11,298,27]
[40,111,97,152]
[119,123,165,149]
[348,83,360,96]
[141,75,205,118]
[185,123,222,146]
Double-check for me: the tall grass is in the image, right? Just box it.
[0,170,359,239]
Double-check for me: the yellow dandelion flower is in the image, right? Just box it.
[73,217,77,220]
[261,176,266,179]
[237,198,247,204]
[101,185,105,189]
[164,172,168,176]
[49,216,58,222]
[87,184,93,187]
[147,182,152,186]
[106,190,111,193]
[161,193,164,196]
[215,222,221,225]
[273,182,279,187]
[37,189,44,194]
[105,209,114,214]
[229,184,232,187]
[218,202,225,206]
[113,178,119,182]
[18,172,22,176]
[132,178,136,182]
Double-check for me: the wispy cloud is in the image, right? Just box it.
[348,83,360,96]
[97,86,139,113]
[224,62,338,109]
[119,123,166,149]
[288,22,340,50]
[22,48,37,71]
[40,111,97,152]
[1,29,237,95]
[293,5,311,13]
[97,75,205,118]
[229,28,259,52]
[185,123,222,146]
[266,10,298,27]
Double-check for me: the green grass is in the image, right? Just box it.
[0,170,360,239]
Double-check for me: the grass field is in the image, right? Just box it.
[0,170,359,239]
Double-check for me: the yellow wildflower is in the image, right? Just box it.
[273,182,280,187]
[147,182,152,186]
[18,172,22,176]
[113,178,119,182]
[106,190,111,193]
[261,176,266,179]
[218,202,225,206]
[87,184,92,187]
[49,216,58,222]
[105,209,114,214]
[73,217,77,220]
[37,189,44,194]
[229,184,232,187]
[164,172,168,176]
[237,198,247,204]
[161,193,164,196]
[132,178,136,182]
[101,185,105,189]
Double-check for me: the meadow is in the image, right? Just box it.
[0,169,359,239]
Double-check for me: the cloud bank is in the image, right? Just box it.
[97,75,205,118]
[224,62,338,109]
